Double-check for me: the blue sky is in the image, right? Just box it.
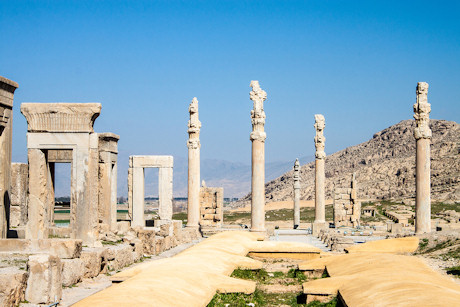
[1,0,459,167]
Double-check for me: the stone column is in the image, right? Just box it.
[187,97,201,228]
[414,82,432,234]
[313,114,326,235]
[131,166,145,227]
[249,81,267,233]
[0,76,17,238]
[293,158,301,229]
[158,166,173,220]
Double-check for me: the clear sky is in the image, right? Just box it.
[1,0,459,167]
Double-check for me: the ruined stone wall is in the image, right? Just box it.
[199,187,223,229]
[333,174,361,227]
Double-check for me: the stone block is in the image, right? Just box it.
[155,236,165,255]
[80,248,106,278]
[116,221,131,235]
[157,222,173,237]
[106,244,134,271]
[61,258,84,287]
[172,220,182,237]
[0,239,82,259]
[25,254,62,304]
[0,267,28,307]
[137,228,156,255]
[9,206,21,228]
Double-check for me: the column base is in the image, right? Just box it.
[250,228,267,240]
[312,221,327,236]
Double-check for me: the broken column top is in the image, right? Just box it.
[293,158,300,181]
[0,75,19,108]
[413,82,431,140]
[249,80,267,142]
[21,103,101,133]
[314,114,326,159]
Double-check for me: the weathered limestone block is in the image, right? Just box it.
[116,221,131,236]
[157,221,173,237]
[0,239,82,259]
[0,267,28,307]
[172,220,182,238]
[25,254,62,304]
[135,228,156,255]
[80,248,106,278]
[155,236,165,255]
[10,163,29,227]
[163,236,172,251]
[61,258,84,287]
[0,76,18,238]
[106,244,134,271]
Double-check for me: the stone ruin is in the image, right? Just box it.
[0,76,18,238]
[128,155,173,227]
[20,103,119,244]
[333,173,361,227]
[199,181,223,234]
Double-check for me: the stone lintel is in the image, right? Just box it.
[129,155,173,168]
[21,103,101,133]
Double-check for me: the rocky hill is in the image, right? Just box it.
[240,119,459,204]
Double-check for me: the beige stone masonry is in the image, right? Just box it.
[128,155,174,227]
[10,163,28,227]
[21,102,118,245]
[21,103,101,132]
[333,173,361,227]
[0,76,18,238]
[199,186,224,230]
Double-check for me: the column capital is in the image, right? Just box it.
[314,114,326,159]
[414,82,432,140]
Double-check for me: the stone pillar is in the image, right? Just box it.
[249,81,267,233]
[414,82,432,234]
[26,149,51,239]
[131,166,145,228]
[0,76,17,238]
[187,97,201,228]
[313,114,326,235]
[158,166,173,220]
[10,163,29,227]
[293,158,301,229]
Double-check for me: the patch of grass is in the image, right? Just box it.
[223,211,251,222]
[419,238,429,250]
[431,202,460,216]
[208,290,337,307]
[101,239,123,245]
[172,212,188,223]
[287,268,308,283]
[306,297,337,307]
[231,269,283,284]
[440,246,460,261]
[54,219,70,224]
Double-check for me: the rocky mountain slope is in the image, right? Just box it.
[240,119,459,204]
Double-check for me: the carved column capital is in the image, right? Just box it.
[413,82,432,140]
[314,114,326,159]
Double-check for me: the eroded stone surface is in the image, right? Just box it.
[0,267,28,307]
[25,254,62,304]
[187,97,201,228]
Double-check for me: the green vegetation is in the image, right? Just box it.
[208,290,336,307]
[101,239,123,245]
[54,219,70,224]
[172,212,188,223]
[440,245,460,261]
[208,268,336,306]
[431,202,460,217]
[419,238,429,250]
